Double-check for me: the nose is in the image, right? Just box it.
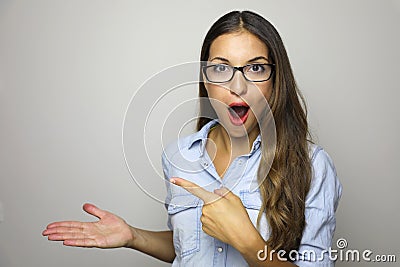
[228,70,248,96]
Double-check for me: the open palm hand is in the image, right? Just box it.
[42,203,134,248]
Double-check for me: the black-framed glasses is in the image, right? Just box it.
[202,63,275,83]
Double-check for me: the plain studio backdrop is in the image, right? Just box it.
[0,1,399,266]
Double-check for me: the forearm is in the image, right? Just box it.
[236,231,297,267]
[126,227,175,263]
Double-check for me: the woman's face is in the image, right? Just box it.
[204,31,273,138]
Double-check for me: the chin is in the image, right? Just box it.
[219,118,258,140]
[227,128,249,139]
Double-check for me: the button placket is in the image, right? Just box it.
[200,149,223,183]
[213,240,227,266]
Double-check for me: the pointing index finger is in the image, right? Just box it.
[170,177,219,204]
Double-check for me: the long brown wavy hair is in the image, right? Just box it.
[197,11,312,254]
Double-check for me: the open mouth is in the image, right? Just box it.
[228,102,250,126]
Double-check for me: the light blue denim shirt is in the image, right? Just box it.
[162,120,342,267]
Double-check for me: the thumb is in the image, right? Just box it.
[82,203,107,220]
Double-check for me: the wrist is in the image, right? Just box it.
[125,226,141,249]
[234,226,265,256]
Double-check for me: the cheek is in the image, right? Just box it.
[259,82,273,102]
[248,82,273,104]
[204,84,240,122]
[248,82,273,119]
[204,83,227,103]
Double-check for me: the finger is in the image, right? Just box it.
[43,226,84,236]
[213,187,236,200]
[45,221,85,230]
[47,232,87,241]
[170,177,219,203]
[82,203,107,219]
[201,224,215,238]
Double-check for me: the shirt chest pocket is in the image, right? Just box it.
[167,194,201,259]
[240,189,270,239]
[240,190,263,225]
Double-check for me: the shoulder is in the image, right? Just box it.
[306,142,343,214]
[162,120,217,163]
[161,133,198,184]
[162,133,198,160]
[308,143,335,173]
[161,130,203,175]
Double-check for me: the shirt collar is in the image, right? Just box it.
[188,119,262,157]
[188,119,219,155]
[250,134,262,155]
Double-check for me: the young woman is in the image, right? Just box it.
[43,11,342,267]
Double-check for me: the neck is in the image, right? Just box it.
[210,124,259,158]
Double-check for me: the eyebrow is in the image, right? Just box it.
[248,56,269,63]
[209,56,270,63]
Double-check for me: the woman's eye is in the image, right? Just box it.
[249,64,265,72]
[213,65,229,72]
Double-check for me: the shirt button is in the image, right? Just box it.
[238,159,243,165]
[217,247,223,253]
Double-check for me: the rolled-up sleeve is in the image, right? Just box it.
[294,146,343,267]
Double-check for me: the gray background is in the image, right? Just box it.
[1,0,399,266]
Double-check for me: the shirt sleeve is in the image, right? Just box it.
[293,146,343,266]
[161,151,173,230]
